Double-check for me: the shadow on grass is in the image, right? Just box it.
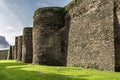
[0,62,89,80]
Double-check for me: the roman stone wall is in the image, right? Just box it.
[17,36,22,61]
[0,50,8,60]
[22,27,33,63]
[5,0,120,72]
[33,7,68,66]
[66,0,115,71]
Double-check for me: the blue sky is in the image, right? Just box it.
[0,0,72,45]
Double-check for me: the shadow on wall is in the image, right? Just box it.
[65,11,71,65]
[114,1,120,72]
[0,62,88,80]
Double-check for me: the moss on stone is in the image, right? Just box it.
[34,7,67,28]
[23,27,32,36]
[65,0,82,10]
[34,7,66,18]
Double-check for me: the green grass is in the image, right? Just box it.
[0,60,120,80]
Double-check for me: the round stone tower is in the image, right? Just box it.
[7,46,13,60]
[12,45,15,59]
[14,37,18,59]
[33,7,67,66]
[17,36,23,61]
[22,27,33,63]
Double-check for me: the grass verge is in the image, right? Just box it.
[0,60,120,80]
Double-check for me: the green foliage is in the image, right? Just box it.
[73,63,99,70]
[73,64,85,68]
[0,60,120,80]
[65,0,82,10]
[88,63,99,69]
[34,7,66,18]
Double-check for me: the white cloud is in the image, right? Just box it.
[0,0,72,47]
[5,26,14,30]
[37,2,48,7]
[0,0,23,45]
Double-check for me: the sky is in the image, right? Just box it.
[0,0,72,45]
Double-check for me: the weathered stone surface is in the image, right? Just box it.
[66,0,115,71]
[17,36,22,61]
[22,27,33,63]
[14,37,18,59]
[33,7,68,66]
[12,45,15,60]
[0,50,8,60]
[7,46,13,60]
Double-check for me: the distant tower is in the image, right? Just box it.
[7,46,13,60]
[17,36,22,61]
[14,37,18,59]
[22,27,33,63]
[12,45,15,59]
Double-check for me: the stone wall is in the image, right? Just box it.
[17,36,22,61]
[22,27,33,63]
[66,0,115,71]
[0,50,8,60]
[7,46,13,60]
[33,7,68,66]
[5,0,120,72]
[12,45,15,59]
[14,37,18,59]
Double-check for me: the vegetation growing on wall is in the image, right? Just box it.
[34,7,66,18]
[65,0,82,10]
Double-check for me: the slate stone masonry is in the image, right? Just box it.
[17,36,22,61]
[22,27,33,63]
[32,7,67,66]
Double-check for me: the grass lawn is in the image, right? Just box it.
[0,60,120,80]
